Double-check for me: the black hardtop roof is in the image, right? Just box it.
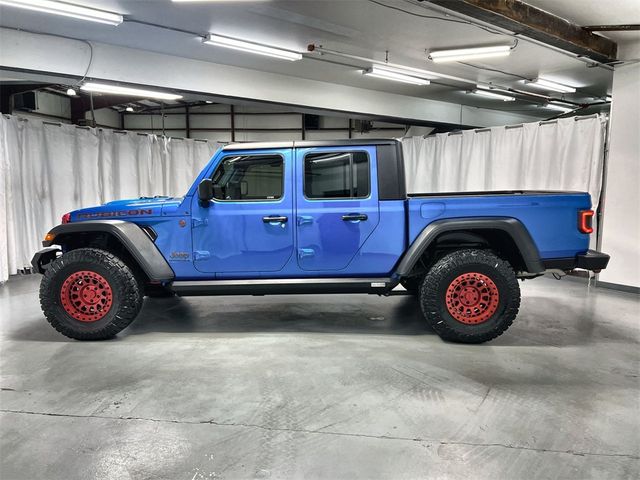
[222,138,400,151]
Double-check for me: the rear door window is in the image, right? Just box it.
[304,151,370,199]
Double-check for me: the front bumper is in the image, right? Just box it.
[31,247,61,274]
[542,249,610,272]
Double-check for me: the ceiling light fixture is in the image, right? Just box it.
[363,66,430,86]
[203,34,302,61]
[468,87,515,101]
[0,0,123,25]
[66,88,77,96]
[80,83,183,100]
[605,95,612,102]
[428,45,511,63]
[525,78,576,93]
[125,106,134,112]
[172,0,268,2]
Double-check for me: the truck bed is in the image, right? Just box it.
[406,191,592,260]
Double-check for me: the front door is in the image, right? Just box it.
[295,146,380,271]
[192,149,294,274]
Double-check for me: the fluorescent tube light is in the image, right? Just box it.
[544,102,573,112]
[525,78,576,93]
[80,83,183,100]
[0,0,123,25]
[173,0,269,2]
[363,66,430,86]
[468,88,515,102]
[203,34,302,61]
[429,45,511,63]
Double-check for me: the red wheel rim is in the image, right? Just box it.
[60,271,113,322]
[445,272,499,324]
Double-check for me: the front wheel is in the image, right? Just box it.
[419,249,520,344]
[40,248,143,340]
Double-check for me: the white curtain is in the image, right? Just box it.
[0,115,220,282]
[401,115,606,210]
[0,114,607,283]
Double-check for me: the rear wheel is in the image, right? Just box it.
[40,248,143,340]
[419,249,520,343]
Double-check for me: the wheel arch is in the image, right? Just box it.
[42,220,174,282]
[394,217,544,278]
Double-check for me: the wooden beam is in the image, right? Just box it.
[427,0,618,63]
[583,24,640,32]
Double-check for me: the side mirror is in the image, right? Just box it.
[198,178,213,206]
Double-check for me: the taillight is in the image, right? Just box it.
[61,212,71,224]
[578,210,594,234]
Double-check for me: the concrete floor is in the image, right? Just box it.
[0,275,638,480]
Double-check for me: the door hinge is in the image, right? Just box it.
[193,251,211,261]
[192,218,208,228]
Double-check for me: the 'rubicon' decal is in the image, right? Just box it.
[77,209,153,219]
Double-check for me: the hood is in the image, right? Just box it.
[70,196,183,222]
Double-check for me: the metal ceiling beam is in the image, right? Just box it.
[70,94,146,123]
[0,83,49,113]
[426,0,618,63]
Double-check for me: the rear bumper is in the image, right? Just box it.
[542,249,610,272]
[31,247,61,274]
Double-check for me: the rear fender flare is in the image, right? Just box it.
[394,217,544,277]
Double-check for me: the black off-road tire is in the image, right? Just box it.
[40,248,143,340]
[400,277,422,296]
[144,284,175,298]
[419,249,520,344]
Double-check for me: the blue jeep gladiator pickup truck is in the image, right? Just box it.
[32,139,609,343]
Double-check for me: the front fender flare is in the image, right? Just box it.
[394,217,544,277]
[42,220,174,281]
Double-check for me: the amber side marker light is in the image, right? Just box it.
[579,210,594,234]
[44,232,56,243]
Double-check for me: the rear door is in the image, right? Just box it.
[295,146,380,271]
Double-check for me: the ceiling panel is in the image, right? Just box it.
[0,0,619,117]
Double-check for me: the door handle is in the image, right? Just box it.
[263,215,288,224]
[342,213,368,222]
